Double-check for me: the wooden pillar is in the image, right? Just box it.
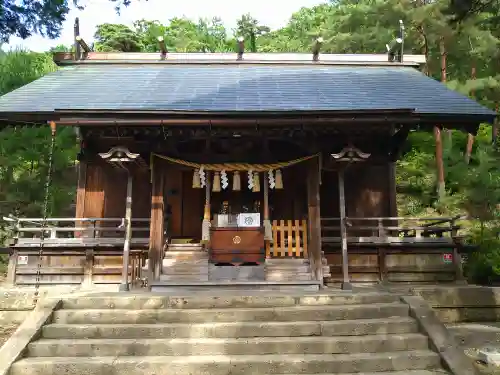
[307,157,323,284]
[75,160,87,238]
[338,169,352,290]
[119,173,133,292]
[201,171,211,243]
[148,164,165,283]
[263,175,272,241]
[388,163,397,217]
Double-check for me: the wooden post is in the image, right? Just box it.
[307,157,323,284]
[338,169,352,290]
[74,160,87,238]
[201,171,211,243]
[149,165,165,283]
[263,175,272,242]
[119,173,133,292]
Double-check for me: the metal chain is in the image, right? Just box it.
[33,123,57,307]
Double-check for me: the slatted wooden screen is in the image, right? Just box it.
[265,219,308,258]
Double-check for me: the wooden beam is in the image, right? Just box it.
[119,173,133,291]
[75,160,87,237]
[307,157,323,284]
[148,164,165,283]
[338,169,352,290]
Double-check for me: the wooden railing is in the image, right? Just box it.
[2,217,156,288]
[5,217,151,247]
[321,216,462,246]
[265,219,308,258]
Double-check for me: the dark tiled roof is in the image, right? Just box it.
[0,64,495,117]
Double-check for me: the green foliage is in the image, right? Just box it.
[0,50,77,247]
[94,24,144,52]
[0,0,144,43]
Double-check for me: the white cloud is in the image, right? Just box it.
[5,0,325,52]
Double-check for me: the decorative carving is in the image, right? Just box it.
[232,235,241,244]
[98,146,147,170]
[331,144,371,162]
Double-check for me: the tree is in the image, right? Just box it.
[0,0,144,43]
[94,23,143,52]
[445,0,500,22]
[236,14,270,52]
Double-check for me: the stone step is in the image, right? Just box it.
[60,292,401,310]
[265,265,311,272]
[266,372,450,375]
[52,303,409,324]
[162,259,208,266]
[27,334,430,357]
[163,251,208,260]
[159,275,209,282]
[162,265,209,274]
[150,280,321,293]
[266,274,312,281]
[167,244,204,251]
[42,317,419,339]
[10,351,442,375]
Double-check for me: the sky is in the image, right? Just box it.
[5,0,326,52]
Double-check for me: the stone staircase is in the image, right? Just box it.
[265,256,331,281]
[8,292,452,375]
[160,242,209,282]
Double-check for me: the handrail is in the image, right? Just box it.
[320,216,460,222]
[320,215,462,243]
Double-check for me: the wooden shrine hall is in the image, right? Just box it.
[0,42,496,292]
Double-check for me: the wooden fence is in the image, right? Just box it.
[265,219,308,258]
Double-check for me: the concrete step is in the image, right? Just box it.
[60,292,401,310]
[163,251,208,260]
[162,259,208,266]
[10,351,442,375]
[266,273,313,281]
[28,333,430,357]
[150,280,321,292]
[52,303,409,324]
[264,372,450,375]
[159,275,209,282]
[162,266,209,274]
[42,317,419,339]
[167,244,204,251]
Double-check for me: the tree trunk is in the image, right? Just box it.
[416,25,430,76]
[465,64,476,164]
[434,37,446,200]
[434,126,446,200]
[440,37,452,145]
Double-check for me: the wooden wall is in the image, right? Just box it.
[76,160,151,220]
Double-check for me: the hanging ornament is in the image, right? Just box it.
[275,169,283,189]
[221,170,229,190]
[233,171,241,191]
[252,172,260,192]
[192,168,201,188]
[212,171,221,192]
[268,169,275,189]
[247,170,254,190]
[199,167,206,187]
